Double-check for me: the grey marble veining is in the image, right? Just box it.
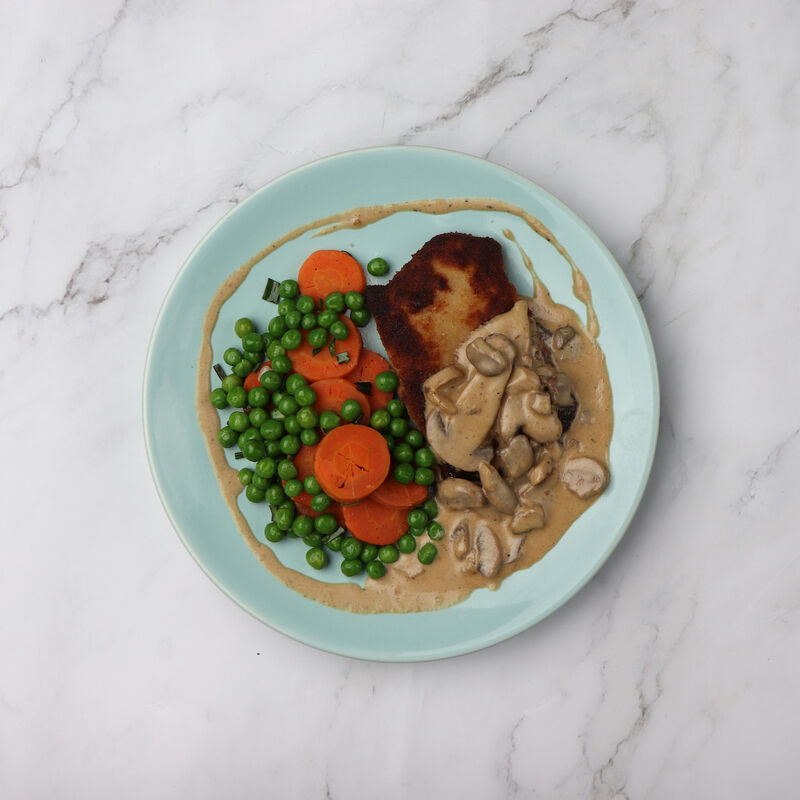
[2,0,800,797]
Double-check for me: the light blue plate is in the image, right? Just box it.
[143,146,658,661]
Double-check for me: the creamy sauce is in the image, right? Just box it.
[196,197,613,613]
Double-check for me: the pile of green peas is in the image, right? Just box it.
[209,270,441,577]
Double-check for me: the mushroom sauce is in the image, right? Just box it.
[197,198,613,613]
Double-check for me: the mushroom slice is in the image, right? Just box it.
[496,435,534,479]
[552,326,575,350]
[477,462,517,515]
[521,394,562,443]
[531,392,552,415]
[495,366,542,443]
[423,364,464,415]
[528,451,554,486]
[474,522,502,578]
[465,337,508,376]
[438,478,485,510]
[450,520,470,560]
[561,457,608,499]
[511,503,545,533]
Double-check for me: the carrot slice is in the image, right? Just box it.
[342,496,408,546]
[313,424,390,503]
[371,475,430,509]
[290,316,361,382]
[243,361,269,392]
[298,250,366,301]
[295,499,344,524]
[310,378,371,420]
[346,350,394,412]
[284,444,318,506]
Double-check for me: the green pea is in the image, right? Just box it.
[210,388,228,409]
[259,370,282,391]
[296,294,315,314]
[281,329,302,350]
[414,467,435,486]
[370,409,391,430]
[296,407,319,429]
[350,308,371,327]
[234,317,255,337]
[265,484,286,505]
[251,473,270,490]
[310,492,331,512]
[360,544,378,563]
[256,458,276,479]
[228,411,250,432]
[397,533,416,554]
[325,534,344,552]
[307,327,329,348]
[266,340,286,360]
[385,398,405,418]
[265,441,283,458]
[317,309,338,329]
[367,257,389,277]
[277,298,296,316]
[238,468,253,485]
[226,387,246,408]
[283,415,301,435]
[301,312,317,330]
[375,370,398,392]
[407,509,428,529]
[282,374,304,394]
[262,332,273,349]
[389,417,408,438]
[223,347,243,366]
[313,514,338,535]
[280,434,301,456]
[242,332,264,353]
[264,522,284,542]
[277,459,298,481]
[286,310,303,330]
[324,291,346,312]
[306,547,328,570]
[366,560,386,579]
[260,419,284,441]
[319,411,340,431]
[294,386,317,407]
[279,279,299,299]
[267,316,287,338]
[378,545,399,563]
[238,428,261,446]
[233,358,255,378]
[414,447,435,468]
[217,426,238,447]
[300,428,320,446]
[341,558,363,577]
[274,505,295,531]
[339,399,361,421]
[271,392,285,408]
[341,537,363,560]
[303,475,321,495]
[245,387,267,408]
[381,432,396,450]
[278,396,299,416]
[272,355,292,374]
[292,515,314,538]
[423,500,438,521]
[405,429,425,448]
[344,291,365,311]
[427,521,445,540]
[329,320,348,341]
[284,478,303,498]
[393,463,415,484]
[392,443,414,464]
[249,408,268,429]
[418,542,437,565]
[242,439,266,462]
[245,484,265,503]
[221,374,242,393]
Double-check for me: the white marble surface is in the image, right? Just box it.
[2,0,799,796]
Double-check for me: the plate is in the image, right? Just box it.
[143,146,658,661]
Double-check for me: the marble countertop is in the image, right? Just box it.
[3,1,799,797]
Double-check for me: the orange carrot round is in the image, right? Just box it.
[342,496,408,545]
[346,350,394,412]
[290,316,361,382]
[313,424,390,503]
[371,475,430,509]
[284,444,319,506]
[310,378,371,420]
[298,250,366,301]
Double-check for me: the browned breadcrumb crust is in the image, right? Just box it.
[365,233,518,429]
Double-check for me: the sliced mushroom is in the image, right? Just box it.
[528,451,554,486]
[552,325,575,350]
[437,478,485,509]
[423,364,464,415]
[545,373,573,407]
[474,522,502,578]
[495,366,542,442]
[561,457,608,499]
[466,337,508,376]
[450,520,470,560]
[517,482,540,507]
[521,393,562,443]
[530,392,552,415]
[477,462,517,515]
[496,435,534,479]
[511,503,545,533]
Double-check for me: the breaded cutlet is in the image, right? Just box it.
[365,233,518,429]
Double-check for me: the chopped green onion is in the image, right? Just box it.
[311,345,323,356]
[328,338,337,356]
[213,364,227,380]
[234,451,244,459]
[323,528,345,544]
[335,351,350,364]
[354,381,372,395]
[262,279,281,303]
